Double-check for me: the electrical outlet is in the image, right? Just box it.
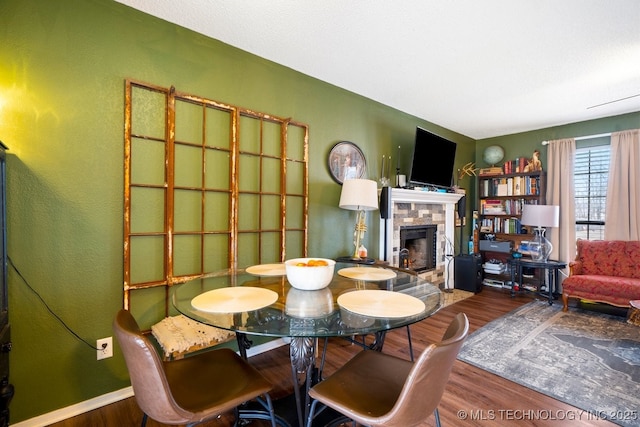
[96,337,113,360]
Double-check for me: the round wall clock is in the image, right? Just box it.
[327,141,367,184]
[483,145,505,166]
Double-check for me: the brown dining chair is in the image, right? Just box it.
[113,309,281,427]
[306,312,469,427]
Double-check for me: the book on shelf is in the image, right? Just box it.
[483,278,507,288]
[503,160,513,174]
[479,167,503,176]
[480,216,522,234]
[503,157,528,174]
[480,199,505,215]
[480,177,510,197]
[480,175,541,197]
[503,199,526,215]
[503,217,521,234]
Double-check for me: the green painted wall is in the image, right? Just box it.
[474,112,640,209]
[476,112,640,170]
[1,0,638,423]
[1,0,477,422]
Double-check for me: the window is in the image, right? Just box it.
[574,142,610,240]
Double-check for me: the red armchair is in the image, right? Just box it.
[562,240,640,312]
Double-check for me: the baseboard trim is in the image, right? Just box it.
[245,337,289,357]
[12,338,288,427]
[11,387,134,427]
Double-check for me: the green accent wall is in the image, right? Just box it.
[1,0,638,423]
[476,112,640,171]
[474,112,640,210]
[1,0,475,422]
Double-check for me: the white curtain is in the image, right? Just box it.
[546,138,576,265]
[605,130,640,240]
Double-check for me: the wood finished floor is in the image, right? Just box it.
[48,288,617,427]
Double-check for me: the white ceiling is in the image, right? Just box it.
[115,0,640,139]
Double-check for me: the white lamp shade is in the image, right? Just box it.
[520,204,559,228]
[339,179,378,211]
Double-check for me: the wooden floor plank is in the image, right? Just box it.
[48,288,617,427]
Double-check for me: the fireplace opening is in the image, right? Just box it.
[399,225,437,272]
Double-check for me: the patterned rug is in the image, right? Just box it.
[458,301,640,427]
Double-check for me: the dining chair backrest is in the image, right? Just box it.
[113,309,194,424]
[377,312,469,426]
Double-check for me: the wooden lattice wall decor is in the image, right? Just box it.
[123,80,308,316]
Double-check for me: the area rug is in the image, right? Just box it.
[458,301,640,427]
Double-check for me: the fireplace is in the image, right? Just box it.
[379,188,463,289]
[399,225,437,272]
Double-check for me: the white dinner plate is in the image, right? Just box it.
[245,263,286,276]
[337,290,425,318]
[338,267,397,281]
[191,287,278,313]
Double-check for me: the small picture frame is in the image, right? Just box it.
[327,141,367,184]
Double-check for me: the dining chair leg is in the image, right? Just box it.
[317,337,329,381]
[237,394,284,427]
[406,325,414,361]
[434,407,442,427]
[233,407,240,426]
[306,399,319,427]
[263,393,277,427]
[233,393,280,427]
[306,399,338,427]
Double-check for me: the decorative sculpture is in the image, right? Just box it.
[457,162,478,181]
[523,150,542,172]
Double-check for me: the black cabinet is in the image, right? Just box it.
[454,254,483,293]
[0,142,12,426]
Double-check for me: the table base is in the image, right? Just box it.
[238,333,390,426]
[239,366,345,427]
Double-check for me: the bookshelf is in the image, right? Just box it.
[477,169,546,289]
[478,170,546,242]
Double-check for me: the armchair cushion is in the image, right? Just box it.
[576,240,640,279]
[562,274,640,307]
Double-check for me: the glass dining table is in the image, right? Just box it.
[171,261,443,427]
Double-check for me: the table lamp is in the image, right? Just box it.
[520,204,559,262]
[338,179,379,261]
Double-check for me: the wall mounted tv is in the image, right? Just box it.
[408,127,457,189]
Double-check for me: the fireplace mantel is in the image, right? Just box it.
[386,188,463,205]
[379,188,463,289]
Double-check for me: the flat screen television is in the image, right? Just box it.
[408,127,457,189]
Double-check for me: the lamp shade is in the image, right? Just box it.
[339,179,378,211]
[520,204,559,228]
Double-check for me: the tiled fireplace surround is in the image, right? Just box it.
[379,188,463,290]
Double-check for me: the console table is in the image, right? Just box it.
[508,258,567,305]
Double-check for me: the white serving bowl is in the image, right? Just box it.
[285,288,334,318]
[285,258,336,290]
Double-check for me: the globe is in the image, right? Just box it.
[483,145,505,165]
